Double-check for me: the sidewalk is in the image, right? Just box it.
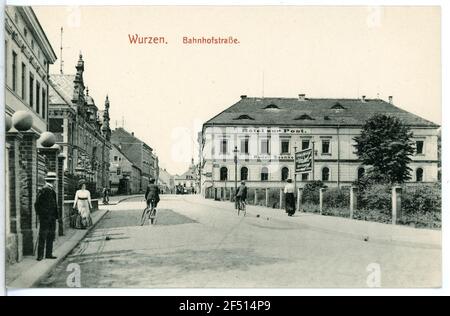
[186,195,441,249]
[102,194,142,206]
[6,209,109,289]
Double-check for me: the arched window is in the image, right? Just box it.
[240,167,248,181]
[220,167,228,181]
[281,167,289,181]
[322,167,330,181]
[261,167,269,181]
[416,168,423,182]
[357,167,365,180]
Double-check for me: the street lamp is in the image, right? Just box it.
[233,146,238,209]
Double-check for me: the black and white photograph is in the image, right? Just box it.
[1,1,447,296]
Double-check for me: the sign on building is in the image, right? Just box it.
[295,148,313,173]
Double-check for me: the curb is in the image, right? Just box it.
[101,195,142,206]
[8,209,109,289]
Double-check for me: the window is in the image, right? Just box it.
[416,141,424,155]
[24,28,27,37]
[220,139,228,154]
[281,167,289,181]
[220,167,228,181]
[114,156,118,161]
[42,89,46,119]
[295,114,314,120]
[281,139,290,154]
[261,167,269,181]
[12,51,17,91]
[260,139,270,154]
[29,72,34,108]
[241,138,249,154]
[331,102,346,110]
[234,114,254,120]
[358,167,365,180]
[264,103,280,109]
[302,173,309,181]
[322,167,330,181]
[117,167,121,175]
[302,139,310,150]
[240,167,248,181]
[416,168,423,182]
[322,139,331,154]
[21,63,26,100]
[36,82,40,114]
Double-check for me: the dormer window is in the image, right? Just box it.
[264,103,280,109]
[234,114,255,120]
[331,102,346,110]
[324,116,331,120]
[295,114,314,120]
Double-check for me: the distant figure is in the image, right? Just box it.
[284,179,296,216]
[102,187,109,205]
[235,181,248,208]
[35,172,59,261]
[73,180,93,229]
[145,178,160,209]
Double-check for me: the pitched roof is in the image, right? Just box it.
[204,97,439,128]
[48,74,76,106]
[112,143,142,172]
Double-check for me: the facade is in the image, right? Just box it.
[200,95,440,197]
[175,159,200,194]
[159,168,175,194]
[48,55,112,196]
[111,127,158,190]
[5,6,58,264]
[109,144,142,194]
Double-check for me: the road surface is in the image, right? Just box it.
[38,194,441,288]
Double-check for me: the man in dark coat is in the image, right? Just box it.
[145,178,160,207]
[35,172,59,261]
[235,181,248,208]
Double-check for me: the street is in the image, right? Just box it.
[38,195,441,288]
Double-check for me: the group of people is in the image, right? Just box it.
[234,179,296,216]
[34,174,95,261]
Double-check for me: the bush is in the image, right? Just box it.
[323,187,350,209]
[302,181,325,205]
[402,184,441,214]
[360,184,391,212]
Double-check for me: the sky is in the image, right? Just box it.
[32,6,441,175]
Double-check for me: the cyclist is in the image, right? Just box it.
[235,181,248,213]
[144,179,160,224]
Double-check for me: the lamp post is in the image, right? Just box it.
[233,146,238,209]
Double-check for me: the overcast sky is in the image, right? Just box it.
[33,6,441,175]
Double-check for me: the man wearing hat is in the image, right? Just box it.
[35,172,59,261]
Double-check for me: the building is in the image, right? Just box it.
[159,168,175,194]
[200,94,440,197]
[5,6,57,264]
[175,159,200,194]
[111,127,158,190]
[48,54,112,197]
[109,144,142,194]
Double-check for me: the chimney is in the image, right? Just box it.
[388,96,393,104]
[240,95,247,99]
[298,94,306,101]
[131,132,134,136]
[361,95,366,102]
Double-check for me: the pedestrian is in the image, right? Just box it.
[102,187,109,205]
[73,180,93,229]
[284,179,296,216]
[35,172,59,261]
[235,181,248,209]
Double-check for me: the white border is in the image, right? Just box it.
[1,0,448,296]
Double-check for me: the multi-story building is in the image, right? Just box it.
[48,55,112,196]
[5,6,57,264]
[159,168,175,194]
[109,144,142,194]
[111,127,158,190]
[200,94,440,197]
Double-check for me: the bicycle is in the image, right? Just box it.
[140,199,157,225]
[237,197,246,216]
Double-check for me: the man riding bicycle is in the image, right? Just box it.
[143,179,160,224]
[235,181,248,213]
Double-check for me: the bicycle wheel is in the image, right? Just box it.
[149,207,157,225]
[140,207,149,226]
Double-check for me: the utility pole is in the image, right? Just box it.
[60,27,64,74]
[233,146,238,208]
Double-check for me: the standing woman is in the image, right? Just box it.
[73,180,93,229]
[284,179,296,216]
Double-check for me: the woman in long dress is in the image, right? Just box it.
[73,181,93,229]
[284,179,296,216]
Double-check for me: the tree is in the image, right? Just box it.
[353,114,415,184]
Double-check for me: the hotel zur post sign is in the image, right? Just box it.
[295,148,313,173]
